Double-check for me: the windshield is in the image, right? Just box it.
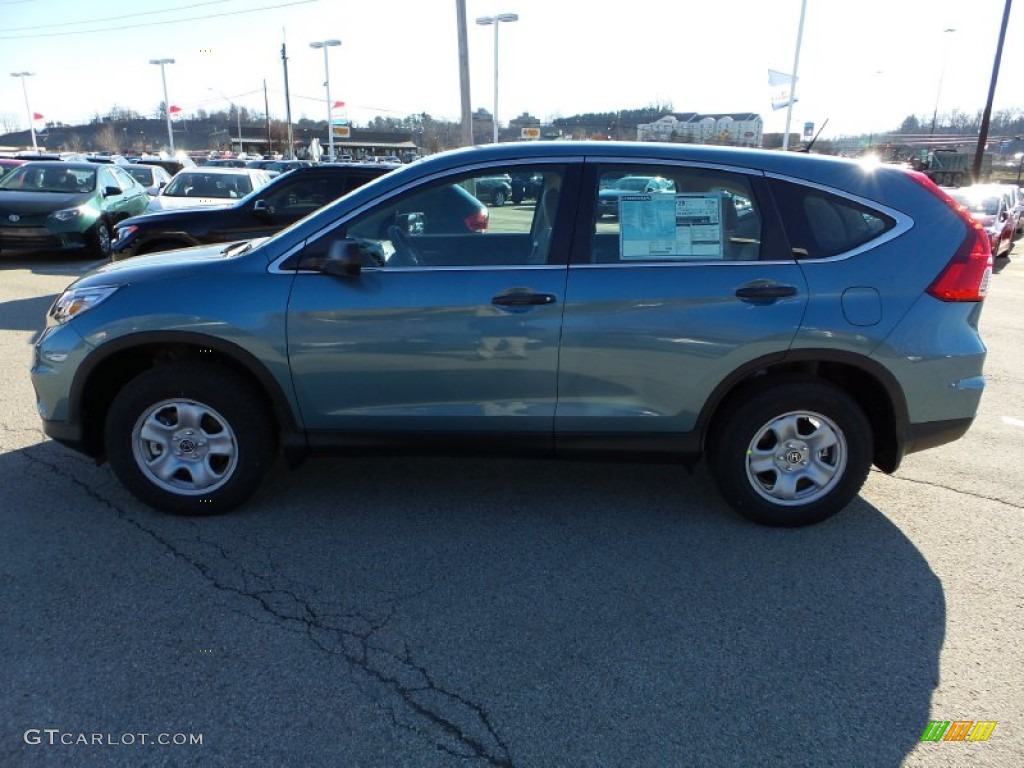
[162,172,251,199]
[0,165,96,193]
[952,195,1000,216]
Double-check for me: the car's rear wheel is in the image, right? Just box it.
[104,363,274,515]
[709,378,872,527]
[89,220,112,259]
[492,189,507,207]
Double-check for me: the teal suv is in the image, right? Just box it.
[31,142,991,526]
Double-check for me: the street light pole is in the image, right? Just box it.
[310,39,341,161]
[10,72,38,152]
[149,58,176,154]
[476,13,518,144]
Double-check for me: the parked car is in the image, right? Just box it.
[112,163,398,259]
[123,163,173,198]
[597,174,676,218]
[145,167,273,212]
[204,158,248,168]
[134,156,196,176]
[947,186,1014,259]
[0,161,150,258]
[474,174,513,206]
[510,171,544,204]
[32,142,991,527]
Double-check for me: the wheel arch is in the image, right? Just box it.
[697,349,909,473]
[70,332,302,459]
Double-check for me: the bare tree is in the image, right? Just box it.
[95,124,120,153]
[0,112,20,134]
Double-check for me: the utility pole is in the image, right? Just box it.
[282,39,295,158]
[263,79,272,155]
[456,0,473,147]
[973,0,1013,182]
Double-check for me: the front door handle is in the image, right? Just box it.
[735,284,798,300]
[492,292,557,307]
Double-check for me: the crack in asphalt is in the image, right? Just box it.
[18,443,515,767]
[870,467,1023,509]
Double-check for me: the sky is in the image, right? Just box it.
[2,0,1023,142]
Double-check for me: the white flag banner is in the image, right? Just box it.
[768,69,798,111]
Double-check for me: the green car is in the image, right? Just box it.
[0,161,150,258]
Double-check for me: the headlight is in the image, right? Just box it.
[114,224,138,241]
[49,285,121,324]
[49,206,88,222]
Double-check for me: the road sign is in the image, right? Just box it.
[521,127,541,139]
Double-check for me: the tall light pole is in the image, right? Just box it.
[476,13,518,144]
[781,0,806,151]
[929,28,957,137]
[149,58,176,154]
[310,39,341,161]
[10,71,38,152]
[209,87,242,155]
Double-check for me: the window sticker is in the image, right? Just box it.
[619,192,724,259]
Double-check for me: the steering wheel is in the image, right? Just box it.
[386,224,423,267]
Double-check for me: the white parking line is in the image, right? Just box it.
[1001,416,1024,428]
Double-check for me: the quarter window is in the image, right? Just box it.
[767,178,894,259]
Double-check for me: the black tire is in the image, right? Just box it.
[492,189,507,207]
[104,363,275,515]
[709,378,872,527]
[89,220,112,259]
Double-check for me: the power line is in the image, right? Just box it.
[5,1,229,32]
[0,0,318,40]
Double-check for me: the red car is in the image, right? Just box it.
[947,187,1014,259]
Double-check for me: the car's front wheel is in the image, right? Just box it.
[104,363,275,515]
[89,220,112,259]
[492,189,507,207]
[709,378,872,527]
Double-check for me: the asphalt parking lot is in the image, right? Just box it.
[1,252,1022,767]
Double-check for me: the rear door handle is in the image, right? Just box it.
[492,292,557,307]
[735,284,798,300]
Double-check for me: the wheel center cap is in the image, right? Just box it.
[172,430,207,460]
[785,449,804,464]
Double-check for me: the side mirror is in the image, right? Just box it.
[103,186,122,197]
[320,239,364,277]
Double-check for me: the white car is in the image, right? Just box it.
[146,167,272,212]
[123,163,173,198]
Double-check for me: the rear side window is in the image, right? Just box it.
[768,179,894,259]
[590,165,764,262]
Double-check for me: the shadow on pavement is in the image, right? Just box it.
[0,293,56,335]
[1,444,943,767]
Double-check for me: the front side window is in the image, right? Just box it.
[590,165,763,263]
[298,165,566,269]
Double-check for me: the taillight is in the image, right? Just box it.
[465,208,489,232]
[907,171,993,301]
